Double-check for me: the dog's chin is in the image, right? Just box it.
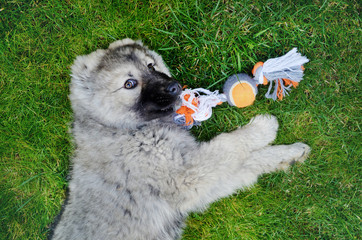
[138,96,182,122]
[143,103,177,121]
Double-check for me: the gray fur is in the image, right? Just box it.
[51,39,311,240]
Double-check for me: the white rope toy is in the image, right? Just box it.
[174,88,226,128]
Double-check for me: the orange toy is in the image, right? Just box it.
[175,93,198,126]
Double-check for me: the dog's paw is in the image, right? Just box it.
[246,114,279,146]
[249,114,279,132]
[278,142,311,171]
[289,142,311,164]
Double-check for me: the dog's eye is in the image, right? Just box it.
[124,79,138,89]
[147,63,155,71]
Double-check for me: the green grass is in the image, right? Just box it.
[0,0,360,239]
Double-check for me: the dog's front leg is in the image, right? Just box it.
[175,115,281,212]
[247,143,311,173]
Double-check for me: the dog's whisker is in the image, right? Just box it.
[112,87,124,93]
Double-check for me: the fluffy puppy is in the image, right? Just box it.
[50,39,310,240]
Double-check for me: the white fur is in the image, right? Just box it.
[51,40,311,240]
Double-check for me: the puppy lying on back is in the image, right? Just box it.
[50,39,310,240]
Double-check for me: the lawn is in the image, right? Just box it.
[0,0,360,239]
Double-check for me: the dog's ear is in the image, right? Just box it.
[69,49,106,113]
[108,38,143,49]
[70,49,106,92]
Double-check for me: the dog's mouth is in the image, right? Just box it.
[147,96,180,117]
[158,105,175,113]
[135,93,181,121]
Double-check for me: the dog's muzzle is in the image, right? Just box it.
[135,73,182,120]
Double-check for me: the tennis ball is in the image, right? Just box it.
[223,73,258,108]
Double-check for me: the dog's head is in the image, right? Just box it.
[70,39,182,128]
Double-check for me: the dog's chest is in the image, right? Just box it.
[130,129,179,162]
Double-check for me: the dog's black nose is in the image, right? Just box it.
[166,82,182,95]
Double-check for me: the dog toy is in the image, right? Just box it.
[174,48,309,128]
